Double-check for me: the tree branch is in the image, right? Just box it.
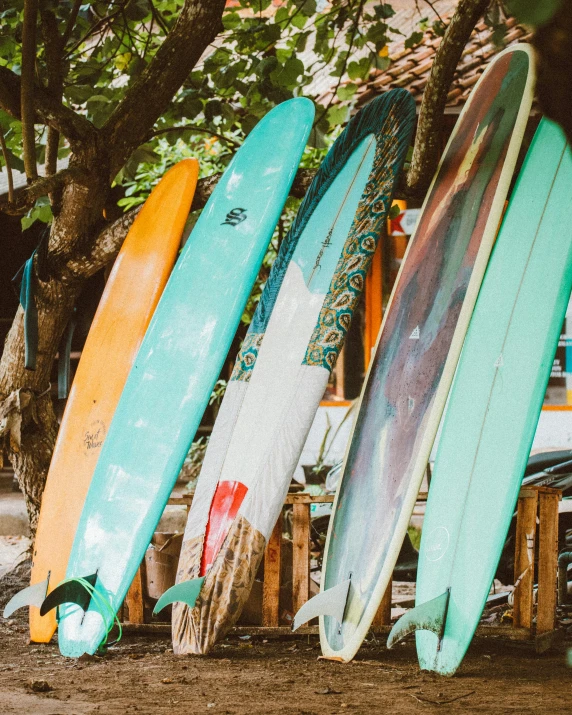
[102,0,227,176]
[61,0,83,47]
[405,0,490,195]
[0,65,96,147]
[21,0,39,181]
[0,166,89,216]
[147,124,240,148]
[0,125,15,203]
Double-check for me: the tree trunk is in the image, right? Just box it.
[405,0,491,195]
[0,0,229,535]
[0,163,108,535]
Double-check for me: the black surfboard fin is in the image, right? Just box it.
[3,578,49,618]
[39,573,98,616]
[153,577,206,615]
[292,578,351,631]
[387,589,450,649]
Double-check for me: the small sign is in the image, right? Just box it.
[389,208,421,236]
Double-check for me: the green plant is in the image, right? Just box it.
[312,400,357,473]
[180,436,209,491]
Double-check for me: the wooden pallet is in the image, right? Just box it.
[123,487,561,652]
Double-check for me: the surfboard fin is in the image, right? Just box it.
[3,578,49,618]
[292,578,351,631]
[387,589,450,649]
[153,577,206,615]
[39,573,98,616]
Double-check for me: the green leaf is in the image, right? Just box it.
[326,104,349,128]
[336,83,357,101]
[388,203,401,219]
[241,114,259,135]
[300,0,317,17]
[404,31,424,49]
[374,3,395,19]
[505,0,563,27]
[255,56,279,78]
[271,57,304,88]
[222,11,241,30]
[291,13,308,29]
[204,99,223,120]
[347,57,371,81]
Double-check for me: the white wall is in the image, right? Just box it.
[296,404,572,484]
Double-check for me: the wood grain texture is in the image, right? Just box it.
[513,491,538,630]
[262,512,282,628]
[292,503,310,617]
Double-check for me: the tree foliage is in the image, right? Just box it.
[0,0,434,224]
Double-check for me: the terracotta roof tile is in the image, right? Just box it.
[411,58,435,76]
[350,10,530,112]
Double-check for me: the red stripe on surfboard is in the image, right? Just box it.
[200,481,248,576]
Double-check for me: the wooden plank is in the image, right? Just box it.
[513,490,538,630]
[125,565,145,624]
[285,494,335,504]
[168,492,337,506]
[524,486,562,496]
[475,625,531,641]
[262,511,283,627]
[167,495,193,506]
[372,577,392,627]
[292,502,311,616]
[333,344,346,398]
[536,492,560,635]
[120,621,534,643]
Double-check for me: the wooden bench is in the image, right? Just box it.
[123,486,561,651]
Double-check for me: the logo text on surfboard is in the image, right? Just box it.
[308,227,334,284]
[222,208,247,227]
[83,420,106,455]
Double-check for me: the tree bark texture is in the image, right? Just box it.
[405,0,491,195]
[0,0,228,535]
[21,0,39,181]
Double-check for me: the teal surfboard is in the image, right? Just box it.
[50,98,314,657]
[388,118,572,675]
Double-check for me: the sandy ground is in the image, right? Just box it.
[0,536,30,579]
[1,563,572,715]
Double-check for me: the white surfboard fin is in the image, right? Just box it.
[387,589,450,649]
[292,578,351,631]
[3,578,49,618]
[153,577,206,615]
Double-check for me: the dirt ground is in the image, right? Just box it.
[1,564,572,714]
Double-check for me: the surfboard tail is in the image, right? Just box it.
[292,578,351,631]
[153,577,206,615]
[39,573,98,616]
[387,589,450,649]
[3,578,49,618]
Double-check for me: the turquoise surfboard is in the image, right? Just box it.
[388,119,572,675]
[50,98,314,657]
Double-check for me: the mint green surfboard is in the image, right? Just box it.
[47,98,314,658]
[388,118,572,675]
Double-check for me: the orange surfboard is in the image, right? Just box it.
[28,159,198,642]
